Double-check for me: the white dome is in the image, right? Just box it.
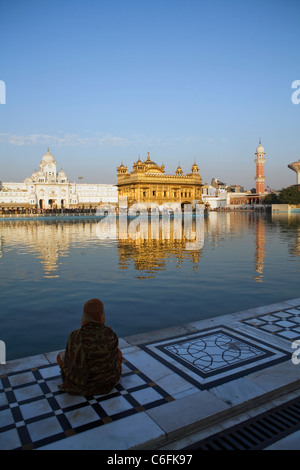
[41,149,56,165]
[58,169,68,181]
[256,143,265,154]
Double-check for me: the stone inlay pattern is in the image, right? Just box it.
[0,358,173,450]
[139,326,290,390]
[241,307,300,341]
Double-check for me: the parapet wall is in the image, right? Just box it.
[272,204,300,212]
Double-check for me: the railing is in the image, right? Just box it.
[0,205,272,219]
[0,212,100,219]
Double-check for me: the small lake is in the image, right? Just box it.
[0,211,299,360]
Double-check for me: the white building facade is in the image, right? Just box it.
[0,150,118,210]
[201,185,228,209]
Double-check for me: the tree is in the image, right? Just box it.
[263,192,279,204]
[278,185,300,204]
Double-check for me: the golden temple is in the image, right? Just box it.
[117,152,203,208]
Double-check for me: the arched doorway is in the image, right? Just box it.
[181,201,192,211]
[48,199,57,208]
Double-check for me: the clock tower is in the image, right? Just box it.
[254,140,266,194]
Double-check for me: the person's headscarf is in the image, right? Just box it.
[81,298,105,326]
[59,297,122,395]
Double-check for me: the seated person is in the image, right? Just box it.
[57,298,122,395]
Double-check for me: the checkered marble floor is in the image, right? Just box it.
[0,358,173,450]
[240,307,300,340]
[1,298,300,450]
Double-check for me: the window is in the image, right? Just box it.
[152,190,156,196]
[164,191,167,197]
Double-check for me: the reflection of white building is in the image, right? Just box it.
[0,149,118,209]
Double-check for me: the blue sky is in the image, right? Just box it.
[1,0,300,189]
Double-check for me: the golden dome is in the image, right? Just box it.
[176,164,183,175]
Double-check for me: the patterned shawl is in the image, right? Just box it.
[59,322,122,396]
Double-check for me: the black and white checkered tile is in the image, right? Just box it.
[1,307,298,450]
[0,358,174,450]
[241,307,300,341]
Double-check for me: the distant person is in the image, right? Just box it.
[57,298,122,395]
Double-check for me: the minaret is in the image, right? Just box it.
[254,139,266,194]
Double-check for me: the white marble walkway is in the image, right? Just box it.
[1,298,300,450]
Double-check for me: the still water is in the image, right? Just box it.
[0,211,300,360]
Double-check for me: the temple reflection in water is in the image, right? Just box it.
[1,212,299,283]
[117,217,202,278]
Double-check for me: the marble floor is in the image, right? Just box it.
[1,298,300,450]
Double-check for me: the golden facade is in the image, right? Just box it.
[117,152,203,208]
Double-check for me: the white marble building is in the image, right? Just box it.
[0,149,118,209]
[201,185,228,209]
